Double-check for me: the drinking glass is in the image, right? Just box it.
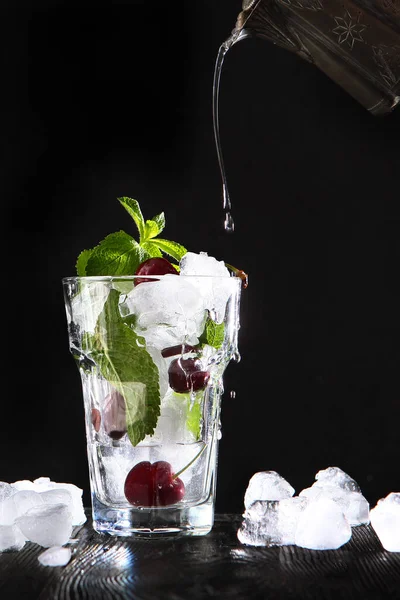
[62,274,241,537]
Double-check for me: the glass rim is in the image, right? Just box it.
[62,274,242,283]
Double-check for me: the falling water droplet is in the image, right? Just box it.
[224,211,235,232]
[230,390,236,399]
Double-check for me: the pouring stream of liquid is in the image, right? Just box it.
[213,37,237,233]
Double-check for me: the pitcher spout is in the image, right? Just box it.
[231,0,400,115]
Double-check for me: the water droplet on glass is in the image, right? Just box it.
[233,351,241,363]
[217,418,222,440]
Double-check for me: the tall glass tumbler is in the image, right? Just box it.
[62,274,241,537]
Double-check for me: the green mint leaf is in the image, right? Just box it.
[186,398,202,439]
[151,211,165,233]
[150,238,187,262]
[85,231,150,276]
[141,241,163,258]
[76,249,92,276]
[86,289,160,445]
[199,319,225,349]
[118,197,145,240]
[143,219,162,241]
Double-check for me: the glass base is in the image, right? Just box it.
[92,494,214,538]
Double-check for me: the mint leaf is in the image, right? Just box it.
[76,249,92,276]
[151,211,165,234]
[150,238,187,262]
[186,398,202,439]
[118,197,145,240]
[85,231,150,276]
[143,216,164,241]
[85,289,160,445]
[141,241,163,258]
[199,319,225,349]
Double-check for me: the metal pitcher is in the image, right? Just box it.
[230,0,400,115]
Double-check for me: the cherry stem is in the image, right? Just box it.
[224,263,248,289]
[173,445,207,479]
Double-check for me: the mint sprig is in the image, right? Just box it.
[76,197,187,277]
[83,289,160,446]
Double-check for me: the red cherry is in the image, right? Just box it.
[168,357,210,393]
[91,408,101,432]
[102,390,127,440]
[124,461,185,507]
[134,257,178,285]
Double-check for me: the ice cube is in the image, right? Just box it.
[12,490,44,517]
[0,524,26,552]
[151,389,198,444]
[237,500,280,546]
[244,471,295,508]
[179,252,237,323]
[0,483,20,526]
[295,496,352,550]
[70,280,110,335]
[370,492,400,552]
[314,466,361,493]
[299,486,369,526]
[277,496,309,545]
[16,503,73,548]
[121,277,206,348]
[0,482,15,502]
[41,483,86,526]
[180,252,230,278]
[40,489,73,512]
[12,479,37,492]
[28,478,86,526]
[38,546,72,567]
[0,490,46,526]
[237,497,308,547]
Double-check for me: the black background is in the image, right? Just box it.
[2,0,400,514]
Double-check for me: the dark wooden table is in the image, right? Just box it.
[1,512,400,599]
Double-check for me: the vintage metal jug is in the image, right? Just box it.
[228,0,400,115]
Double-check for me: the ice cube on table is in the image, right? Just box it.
[238,496,308,547]
[0,482,15,502]
[299,486,369,526]
[244,471,295,508]
[370,492,400,552]
[26,478,86,526]
[16,503,73,548]
[38,546,72,567]
[295,496,352,550]
[40,489,73,511]
[11,479,38,492]
[0,490,44,526]
[0,524,27,552]
[238,501,280,547]
[314,466,361,493]
[12,490,44,517]
[277,497,309,545]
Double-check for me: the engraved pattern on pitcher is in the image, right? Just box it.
[278,0,323,11]
[332,10,367,49]
[381,0,400,17]
[372,45,400,86]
